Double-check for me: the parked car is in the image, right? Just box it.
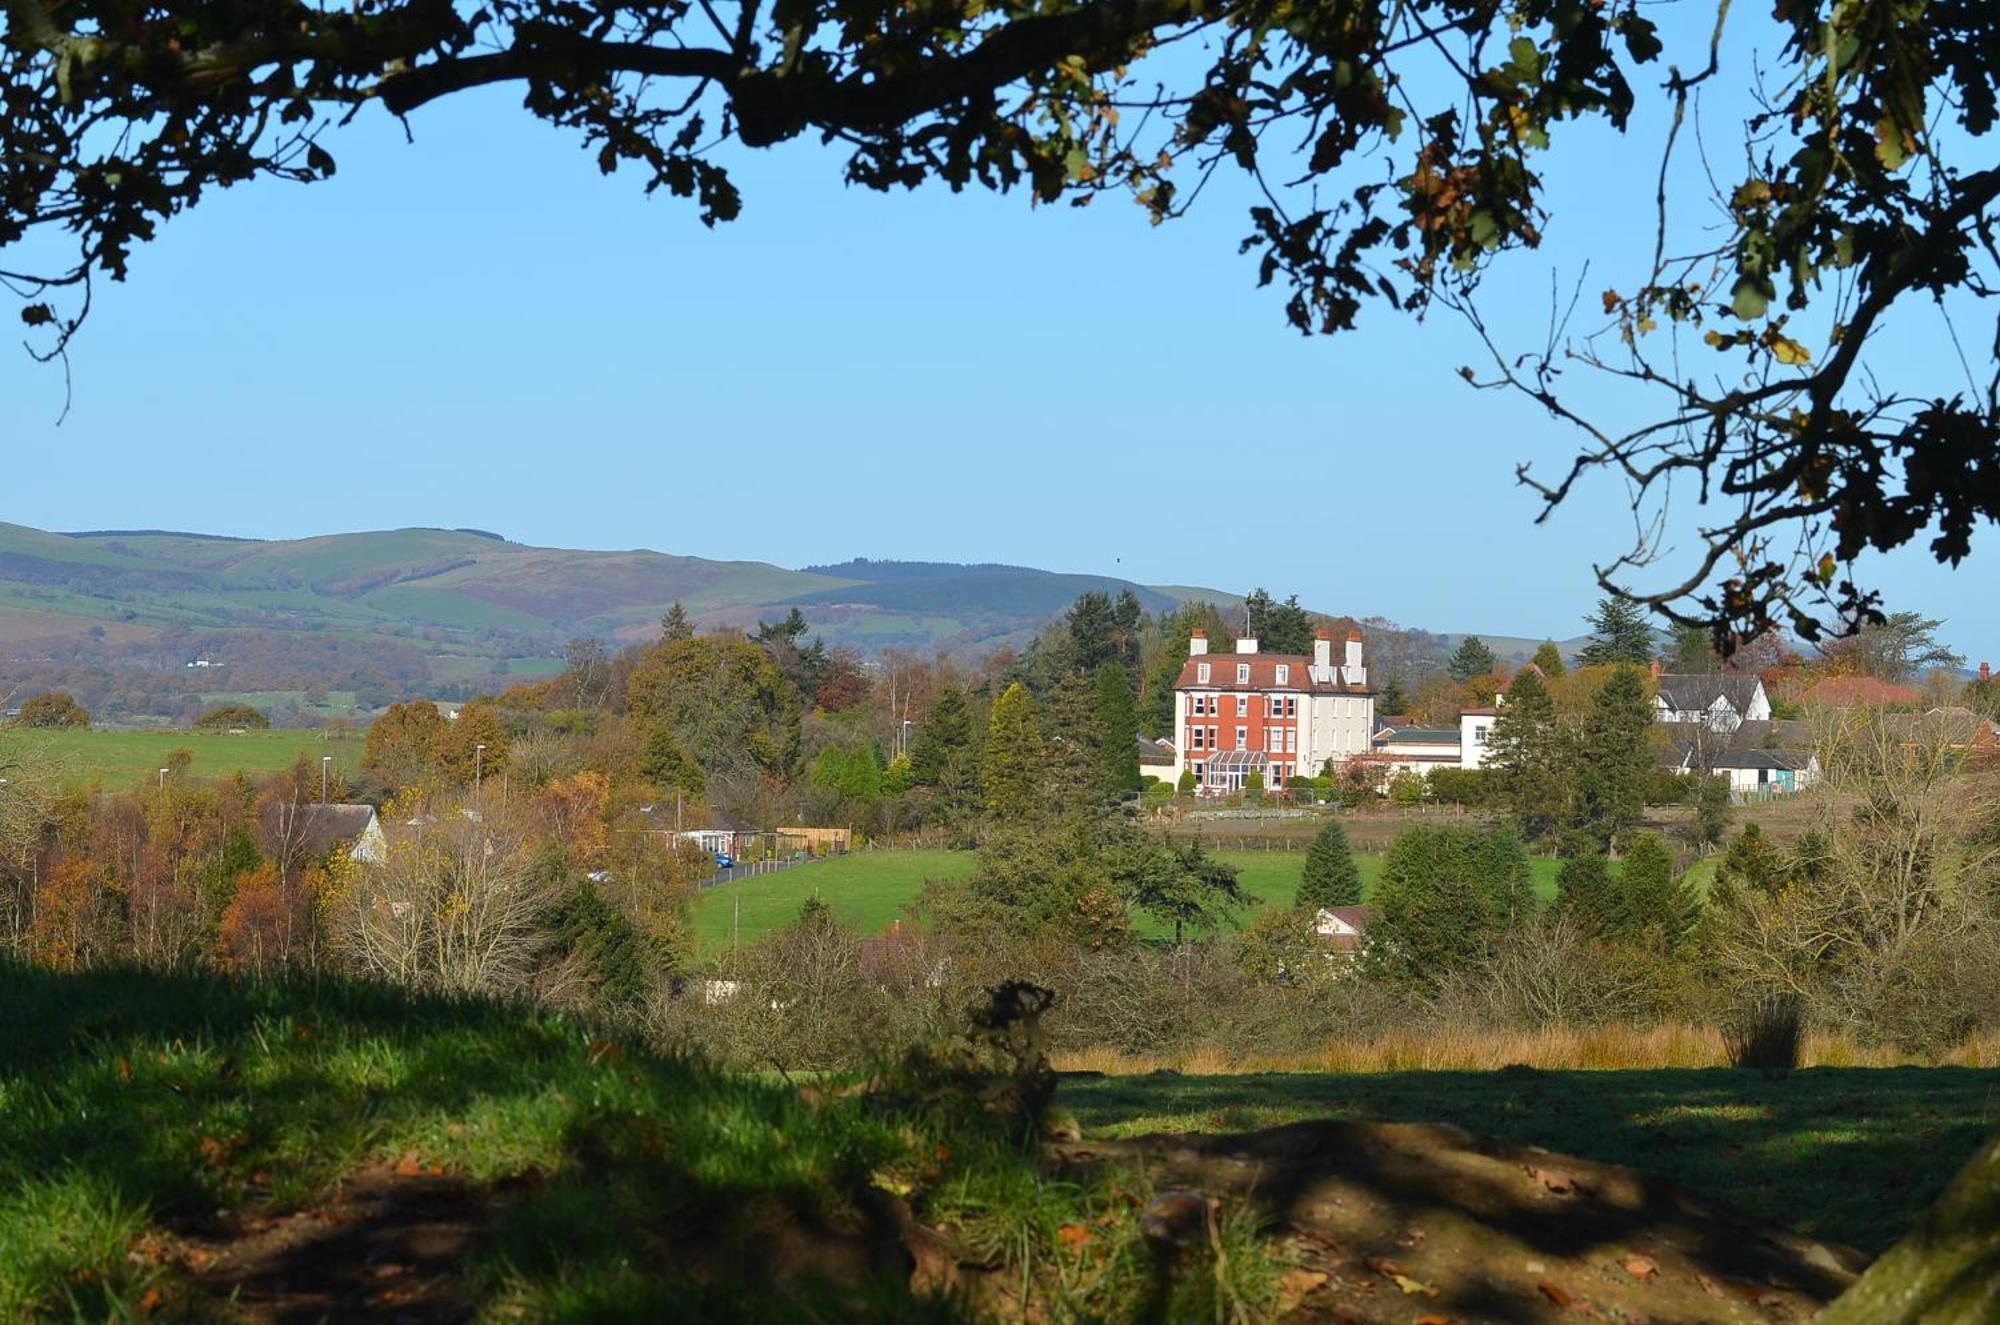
[714,852,734,870]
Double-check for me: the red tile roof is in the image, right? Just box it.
[1805,676,1923,707]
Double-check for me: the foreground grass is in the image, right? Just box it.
[691,849,1565,953]
[1060,1064,2000,1252]
[7,728,363,789]
[0,963,1276,1324]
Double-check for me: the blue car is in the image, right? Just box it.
[714,852,734,870]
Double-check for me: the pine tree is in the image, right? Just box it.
[1487,667,1568,841]
[1616,832,1694,948]
[1576,596,1658,667]
[1064,592,1118,674]
[1569,666,1652,852]
[1555,853,1617,931]
[1378,677,1409,716]
[1369,824,1535,982]
[1093,662,1142,796]
[1297,819,1362,910]
[910,684,981,817]
[1241,587,1315,655]
[1530,641,1567,678]
[1448,635,1499,682]
[660,601,694,641]
[982,683,1046,824]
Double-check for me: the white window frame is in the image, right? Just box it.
[1236,694,1250,716]
[1236,663,1250,684]
[1235,726,1248,750]
[1197,663,1211,684]
[1275,664,1290,685]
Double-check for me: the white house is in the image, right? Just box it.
[1652,667,1771,732]
[1458,707,1500,768]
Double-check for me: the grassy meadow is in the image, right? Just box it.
[3,727,365,789]
[688,847,1571,953]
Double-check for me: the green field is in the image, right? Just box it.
[1061,1065,2000,1252]
[2,728,365,789]
[689,848,1567,953]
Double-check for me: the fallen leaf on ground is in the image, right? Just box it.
[393,1151,424,1177]
[1696,1273,1724,1299]
[1414,1316,1454,1325]
[1276,1268,1328,1311]
[1538,1280,1573,1308]
[1364,1255,1405,1277]
[1392,1274,1440,1298]
[1623,1251,1659,1280]
[135,1287,162,1315]
[1057,1224,1093,1247]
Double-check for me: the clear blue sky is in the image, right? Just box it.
[2,15,1995,663]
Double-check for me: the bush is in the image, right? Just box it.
[193,703,270,731]
[12,691,89,729]
[1427,767,1491,806]
[1368,824,1535,982]
[1387,771,1425,805]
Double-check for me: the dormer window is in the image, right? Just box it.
[1197,663,1210,684]
[1275,664,1289,685]
[1236,663,1250,684]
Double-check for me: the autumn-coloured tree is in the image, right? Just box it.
[534,771,612,866]
[435,701,510,786]
[812,647,872,713]
[12,691,89,729]
[365,701,449,789]
[27,858,118,970]
[216,863,307,975]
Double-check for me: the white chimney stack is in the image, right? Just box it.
[1189,629,1208,657]
[1236,637,1260,654]
[1313,628,1332,671]
[1344,631,1366,685]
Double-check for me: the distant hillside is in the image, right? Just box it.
[0,524,1245,719]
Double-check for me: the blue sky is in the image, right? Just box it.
[2,16,1995,662]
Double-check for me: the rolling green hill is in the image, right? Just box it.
[0,524,1246,713]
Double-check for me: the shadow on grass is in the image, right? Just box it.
[1062,1064,2000,1252]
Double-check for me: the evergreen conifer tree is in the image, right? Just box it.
[1555,853,1617,931]
[1093,661,1142,796]
[1486,667,1568,842]
[660,601,694,641]
[1530,641,1567,678]
[1615,832,1694,948]
[1297,818,1363,910]
[1448,635,1499,682]
[982,683,1046,823]
[1569,666,1653,852]
[1576,596,1659,667]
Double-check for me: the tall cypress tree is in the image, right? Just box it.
[1487,667,1568,842]
[1297,818,1363,910]
[1616,832,1694,949]
[982,683,1046,824]
[1093,661,1142,796]
[1569,666,1654,852]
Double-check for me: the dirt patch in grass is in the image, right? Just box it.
[1051,1119,1867,1324]
[175,1164,493,1324]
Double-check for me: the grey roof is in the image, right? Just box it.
[1136,736,1176,765]
[259,802,377,856]
[1656,673,1765,715]
[1198,750,1270,772]
[1378,728,1460,745]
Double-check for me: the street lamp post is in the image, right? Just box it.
[475,743,486,795]
[158,767,169,789]
[321,756,332,803]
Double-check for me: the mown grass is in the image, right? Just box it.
[5,728,364,789]
[1059,1064,2000,1252]
[689,849,1565,953]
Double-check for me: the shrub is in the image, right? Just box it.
[193,703,270,731]
[1427,767,1491,806]
[12,691,89,729]
[1368,824,1535,982]
[1387,771,1425,805]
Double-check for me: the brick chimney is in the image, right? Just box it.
[1189,629,1208,657]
